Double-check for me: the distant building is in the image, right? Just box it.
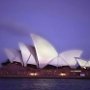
[4,33,84,69]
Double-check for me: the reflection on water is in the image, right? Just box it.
[0,79,90,90]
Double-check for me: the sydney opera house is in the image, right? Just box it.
[0,33,90,78]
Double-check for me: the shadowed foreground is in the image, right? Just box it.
[0,62,90,79]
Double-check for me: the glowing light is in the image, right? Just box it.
[70,70,81,72]
[29,72,38,76]
[59,73,66,76]
[80,73,85,77]
[83,67,87,69]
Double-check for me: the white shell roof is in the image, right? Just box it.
[86,61,90,67]
[49,55,68,67]
[19,42,37,67]
[31,33,58,68]
[4,48,22,64]
[26,45,38,66]
[76,58,90,68]
[59,50,83,68]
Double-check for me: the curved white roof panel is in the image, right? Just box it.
[19,43,37,67]
[60,50,83,68]
[76,58,87,67]
[86,61,90,67]
[27,46,39,67]
[31,33,58,68]
[49,55,68,67]
[76,58,90,68]
[4,48,22,64]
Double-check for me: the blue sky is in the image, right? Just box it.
[0,0,90,62]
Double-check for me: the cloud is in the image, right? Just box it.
[0,21,30,37]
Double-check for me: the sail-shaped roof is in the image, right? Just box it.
[19,43,37,67]
[76,58,90,68]
[31,33,58,68]
[27,45,39,67]
[86,61,90,67]
[59,50,83,68]
[4,48,22,64]
[49,55,68,67]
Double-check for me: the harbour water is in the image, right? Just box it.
[0,79,90,90]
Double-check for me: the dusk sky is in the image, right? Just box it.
[0,0,90,63]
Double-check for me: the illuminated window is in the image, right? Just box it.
[80,73,85,77]
[70,70,81,72]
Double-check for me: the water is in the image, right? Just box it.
[0,79,90,90]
